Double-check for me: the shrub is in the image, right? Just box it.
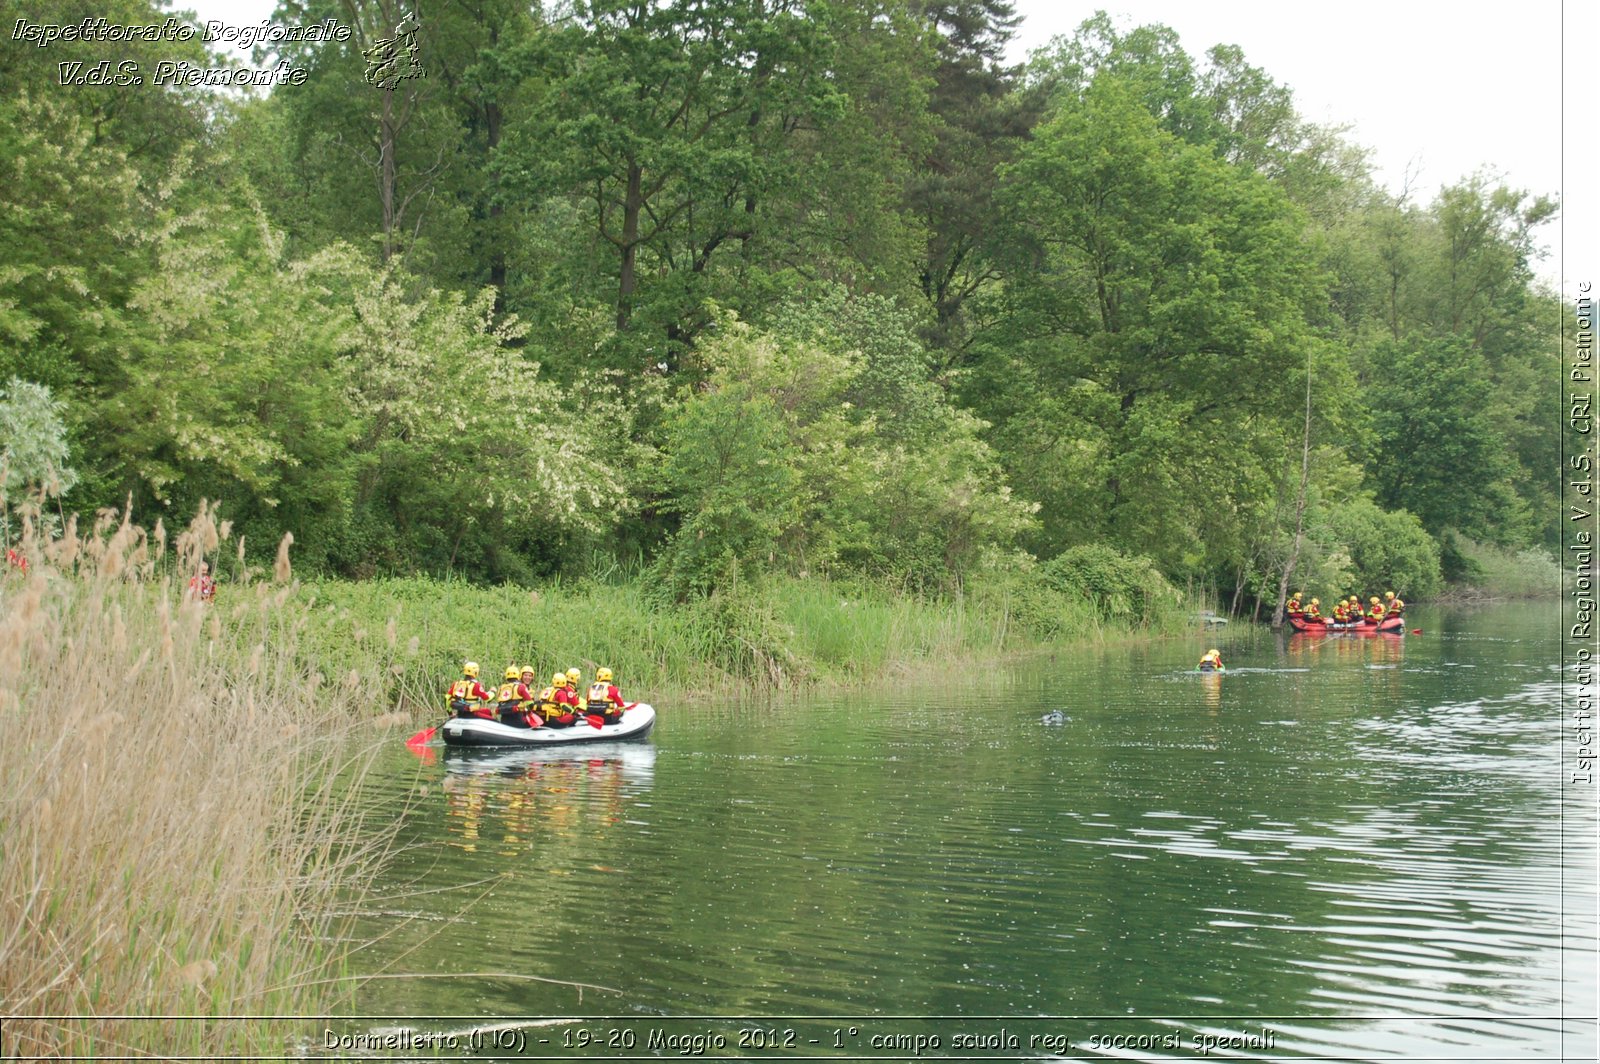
[1035,544,1179,626]
[1321,498,1443,598]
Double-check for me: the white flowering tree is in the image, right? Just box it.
[0,377,78,544]
[330,247,635,574]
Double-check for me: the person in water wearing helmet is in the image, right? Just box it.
[1198,649,1224,671]
[447,662,494,718]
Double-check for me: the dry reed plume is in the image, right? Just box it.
[0,502,393,1057]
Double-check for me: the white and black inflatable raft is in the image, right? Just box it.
[440,704,656,747]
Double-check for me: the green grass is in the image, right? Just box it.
[1445,539,1563,598]
[298,567,1197,710]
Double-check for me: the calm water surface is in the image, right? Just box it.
[336,601,1595,1060]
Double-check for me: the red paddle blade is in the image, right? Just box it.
[586,714,604,729]
[527,714,543,728]
[405,725,437,747]
[1411,628,1422,634]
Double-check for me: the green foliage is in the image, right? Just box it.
[0,1,1560,614]
[1035,544,1179,626]
[495,0,847,352]
[305,568,1190,700]
[0,378,77,503]
[651,310,1033,597]
[1442,538,1561,597]
[1365,337,1519,541]
[1319,498,1443,599]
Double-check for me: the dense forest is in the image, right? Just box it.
[0,0,1565,616]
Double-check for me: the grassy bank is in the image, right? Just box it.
[1440,539,1564,600]
[298,562,1196,710]
[0,508,395,1057]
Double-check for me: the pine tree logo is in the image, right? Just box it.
[363,11,424,89]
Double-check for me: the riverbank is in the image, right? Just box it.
[299,563,1196,710]
[0,510,393,1058]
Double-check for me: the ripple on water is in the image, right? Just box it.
[350,604,1591,1057]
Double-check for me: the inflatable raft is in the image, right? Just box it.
[440,704,656,747]
[1287,614,1406,635]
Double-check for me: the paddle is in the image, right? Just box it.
[407,699,465,746]
[407,697,485,745]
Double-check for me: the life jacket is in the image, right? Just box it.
[1286,599,1302,617]
[1389,597,1405,614]
[1368,604,1385,622]
[536,686,572,717]
[497,681,525,706]
[587,681,617,713]
[448,679,477,702]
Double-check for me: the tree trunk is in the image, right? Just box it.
[617,161,643,330]
[486,98,506,300]
[1273,348,1314,627]
[380,80,398,261]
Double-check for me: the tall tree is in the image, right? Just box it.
[497,0,842,355]
[974,72,1326,577]
[906,0,1035,359]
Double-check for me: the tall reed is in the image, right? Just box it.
[0,503,393,1057]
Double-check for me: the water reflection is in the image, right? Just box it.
[437,746,656,856]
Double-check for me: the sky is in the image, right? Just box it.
[189,0,1595,294]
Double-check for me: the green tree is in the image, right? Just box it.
[0,378,77,508]
[974,71,1325,579]
[497,0,842,353]
[654,309,1033,596]
[1364,337,1519,542]
[906,0,1036,359]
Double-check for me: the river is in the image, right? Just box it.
[329,601,1595,1060]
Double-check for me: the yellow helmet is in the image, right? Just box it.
[1385,591,1395,600]
[597,667,614,682]
[463,661,479,678]
[505,666,520,681]
[566,668,581,685]
[520,665,535,677]
[1370,597,1379,605]
[1290,591,1302,600]
[1207,649,1219,657]
[1310,598,1319,605]
[552,672,567,686]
